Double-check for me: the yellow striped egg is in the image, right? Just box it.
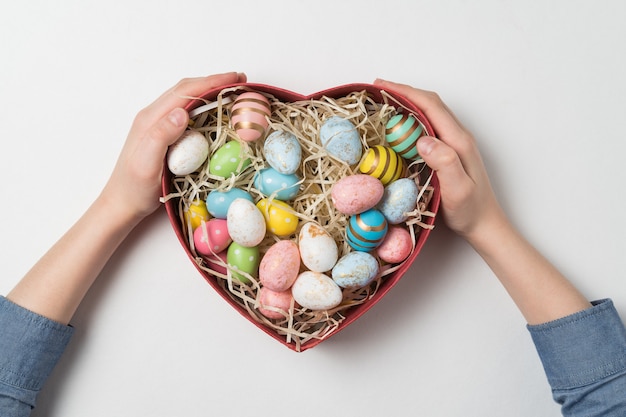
[231,92,271,142]
[385,113,424,160]
[359,145,406,185]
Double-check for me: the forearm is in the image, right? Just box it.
[7,194,139,325]
[467,214,591,325]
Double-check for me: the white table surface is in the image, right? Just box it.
[1,1,625,416]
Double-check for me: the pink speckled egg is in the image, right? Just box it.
[258,287,294,319]
[193,219,232,256]
[206,250,228,276]
[231,92,271,142]
[331,174,384,215]
[376,225,412,263]
[259,240,301,292]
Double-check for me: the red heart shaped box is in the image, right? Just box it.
[161,83,441,352]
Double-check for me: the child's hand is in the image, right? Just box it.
[100,72,247,225]
[374,79,507,243]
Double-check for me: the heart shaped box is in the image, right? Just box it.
[162,83,441,352]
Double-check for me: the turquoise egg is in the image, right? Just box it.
[385,113,424,160]
[319,116,362,165]
[209,140,251,178]
[264,130,301,175]
[253,167,300,200]
[227,242,260,284]
[332,251,379,289]
[206,188,253,219]
[346,209,388,251]
[378,178,419,224]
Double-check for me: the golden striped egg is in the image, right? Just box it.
[385,113,424,160]
[231,92,271,142]
[358,145,406,185]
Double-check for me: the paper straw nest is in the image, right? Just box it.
[163,86,436,350]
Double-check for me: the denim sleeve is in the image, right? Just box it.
[528,299,626,416]
[0,296,74,417]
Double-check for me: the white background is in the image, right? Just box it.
[1,1,625,416]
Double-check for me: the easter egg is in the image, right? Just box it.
[227,242,260,284]
[231,92,271,142]
[227,198,266,247]
[259,240,300,292]
[385,113,424,160]
[332,251,379,289]
[167,130,209,176]
[376,225,413,264]
[298,222,338,273]
[209,140,251,178]
[258,287,294,319]
[319,116,362,165]
[346,209,388,251]
[206,250,228,276]
[183,199,210,230]
[264,130,302,174]
[359,145,407,185]
[193,219,232,256]
[206,188,253,219]
[253,168,300,201]
[256,199,298,237]
[291,271,343,311]
[331,174,384,215]
[377,178,418,224]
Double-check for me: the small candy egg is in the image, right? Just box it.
[206,188,253,219]
[264,130,301,174]
[258,287,294,319]
[376,225,413,264]
[167,130,209,175]
[206,250,228,276]
[346,209,388,251]
[227,242,260,284]
[319,116,362,165]
[385,113,424,160]
[193,219,232,256]
[231,92,271,142]
[331,174,384,215]
[227,198,266,247]
[359,145,407,185]
[209,141,251,178]
[298,222,338,273]
[256,199,298,237]
[291,271,343,311]
[332,251,379,289]
[253,168,300,201]
[183,199,210,230]
[377,178,418,224]
[259,240,300,291]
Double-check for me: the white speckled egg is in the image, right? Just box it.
[298,222,338,273]
[332,251,379,289]
[227,198,266,247]
[264,130,302,174]
[167,130,209,175]
[291,271,343,311]
[377,178,419,224]
[319,116,362,165]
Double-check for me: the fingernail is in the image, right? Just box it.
[374,78,386,85]
[168,108,187,127]
[417,136,436,155]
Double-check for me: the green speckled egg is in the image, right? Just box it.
[209,141,251,178]
[227,242,260,284]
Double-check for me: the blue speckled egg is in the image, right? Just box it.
[377,178,418,224]
[264,130,301,175]
[253,167,300,200]
[319,116,362,165]
[346,209,388,251]
[385,113,424,160]
[206,188,253,219]
[332,251,379,289]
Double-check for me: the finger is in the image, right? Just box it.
[417,135,475,197]
[133,107,189,178]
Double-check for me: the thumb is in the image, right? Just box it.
[417,136,473,191]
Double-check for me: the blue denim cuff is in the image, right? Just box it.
[0,296,74,407]
[527,299,626,391]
